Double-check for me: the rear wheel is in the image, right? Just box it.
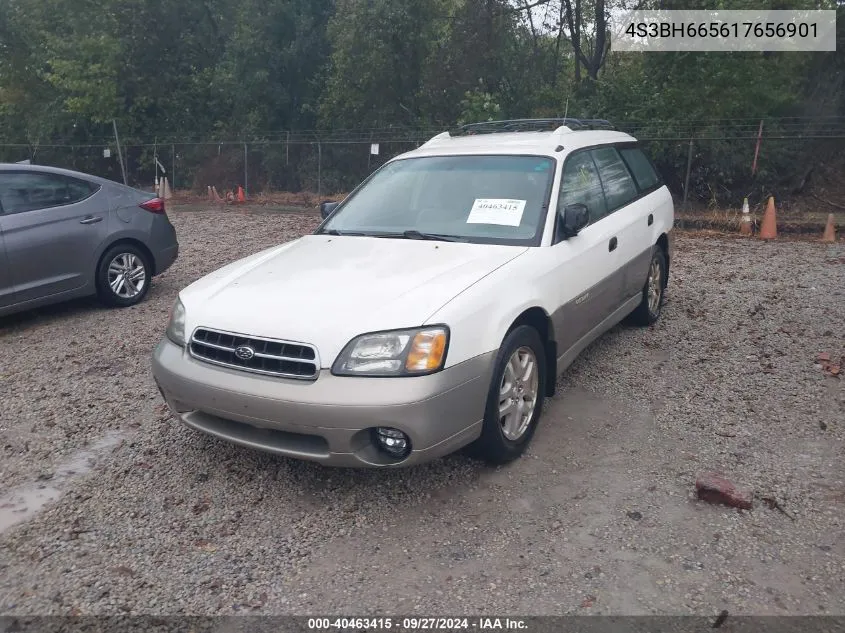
[628,247,666,326]
[96,244,152,308]
[467,325,547,465]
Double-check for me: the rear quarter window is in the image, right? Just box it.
[0,172,99,214]
[590,147,638,212]
[619,147,661,192]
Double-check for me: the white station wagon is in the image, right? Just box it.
[152,118,674,467]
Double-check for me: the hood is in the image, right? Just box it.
[180,234,527,367]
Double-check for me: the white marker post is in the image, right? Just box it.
[740,197,752,235]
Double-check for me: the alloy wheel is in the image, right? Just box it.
[108,253,147,299]
[498,346,540,441]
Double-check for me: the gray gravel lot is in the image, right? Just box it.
[0,210,843,616]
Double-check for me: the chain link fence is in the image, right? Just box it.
[2,119,844,207]
[0,138,429,197]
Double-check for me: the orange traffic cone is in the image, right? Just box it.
[739,197,752,235]
[212,186,224,203]
[821,213,836,243]
[759,196,777,240]
[207,186,213,202]
[237,186,246,203]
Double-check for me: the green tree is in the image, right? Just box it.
[319,0,446,127]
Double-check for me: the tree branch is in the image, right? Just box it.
[522,0,539,54]
[523,0,540,60]
[501,0,554,14]
[562,0,592,72]
[812,192,845,210]
[551,1,566,83]
[590,0,607,79]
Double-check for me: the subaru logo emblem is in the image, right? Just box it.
[234,345,255,361]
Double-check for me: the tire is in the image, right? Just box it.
[466,325,547,465]
[627,246,667,327]
[96,243,152,308]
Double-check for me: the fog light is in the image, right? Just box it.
[374,427,411,459]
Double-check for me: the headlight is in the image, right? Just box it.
[166,298,186,346]
[332,326,449,377]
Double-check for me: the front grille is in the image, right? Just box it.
[189,328,319,380]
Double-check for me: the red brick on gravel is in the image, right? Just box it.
[695,472,753,510]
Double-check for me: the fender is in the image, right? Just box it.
[90,228,157,273]
[425,257,558,369]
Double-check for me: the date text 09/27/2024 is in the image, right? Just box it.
[307,617,528,631]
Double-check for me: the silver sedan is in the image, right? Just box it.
[0,164,178,317]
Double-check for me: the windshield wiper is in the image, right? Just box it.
[321,228,464,242]
[321,229,372,236]
[399,230,465,242]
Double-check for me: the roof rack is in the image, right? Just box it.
[574,118,615,130]
[449,118,615,136]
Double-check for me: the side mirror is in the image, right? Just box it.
[560,203,589,238]
[319,201,340,219]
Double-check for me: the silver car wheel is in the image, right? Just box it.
[108,253,146,299]
[498,346,539,441]
[647,257,662,315]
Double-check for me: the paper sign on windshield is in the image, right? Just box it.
[466,199,526,227]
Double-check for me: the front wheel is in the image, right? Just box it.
[628,247,666,326]
[467,325,547,465]
[96,244,152,308]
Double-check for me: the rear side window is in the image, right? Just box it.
[0,172,98,215]
[558,151,607,224]
[619,147,661,192]
[590,147,638,212]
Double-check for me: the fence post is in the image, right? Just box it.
[751,120,763,176]
[244,142,248,195]
[112,119,128,185]
[317,141,322,197]
[682,136,694,210]
[171,144,176,190]
[286,131,290,166]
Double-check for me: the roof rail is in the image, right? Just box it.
[448,118,615,136]
[573,118,615,130]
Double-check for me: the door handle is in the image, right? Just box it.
[79,216,103,225]
[648,213,654,226]
[608,237,618,252]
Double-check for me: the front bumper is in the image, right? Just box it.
[151,338,495,467]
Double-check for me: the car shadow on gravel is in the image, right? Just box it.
[0,296,105,331]
[183,426,486,494]
[0,278,180,332]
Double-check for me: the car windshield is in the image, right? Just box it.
[318,155,556,245]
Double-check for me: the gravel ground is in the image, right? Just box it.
[0,209,843,616]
